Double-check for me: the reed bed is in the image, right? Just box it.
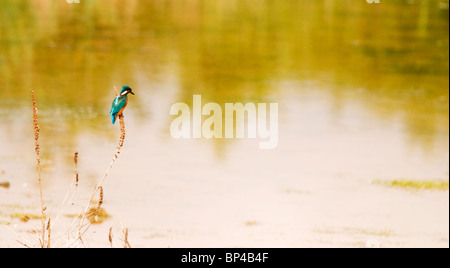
[26,88,131,248]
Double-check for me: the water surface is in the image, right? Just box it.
[0,0,448,247]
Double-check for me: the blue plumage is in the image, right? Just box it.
[110,86,134,124]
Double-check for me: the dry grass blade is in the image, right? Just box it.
[123,228,131,248]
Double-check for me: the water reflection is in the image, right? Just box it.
[0,0,448,247]
[1,1,447,150]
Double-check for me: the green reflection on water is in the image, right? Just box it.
[0,0,448,155]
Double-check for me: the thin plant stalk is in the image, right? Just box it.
[77,88,126,241]
[31,89,47,248]
[46,219,51,248]
[123,228,131,248]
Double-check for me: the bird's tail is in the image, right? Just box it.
[111,113,118,124]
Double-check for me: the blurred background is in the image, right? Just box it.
[0,0,448,247]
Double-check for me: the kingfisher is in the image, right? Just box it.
[110,85,135,124]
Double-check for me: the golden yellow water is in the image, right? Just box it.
[0,0,448,247]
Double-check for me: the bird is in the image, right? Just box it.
[110,85,135,124]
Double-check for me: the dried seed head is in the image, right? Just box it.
[98,186,104,209]
[109,227,113,248]
[74,152,79,187]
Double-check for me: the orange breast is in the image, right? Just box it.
[115,99,128,120]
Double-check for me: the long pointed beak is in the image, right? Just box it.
[130,91,135,95]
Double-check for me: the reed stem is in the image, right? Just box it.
[30,89,47,248]
[77,88,126,241]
